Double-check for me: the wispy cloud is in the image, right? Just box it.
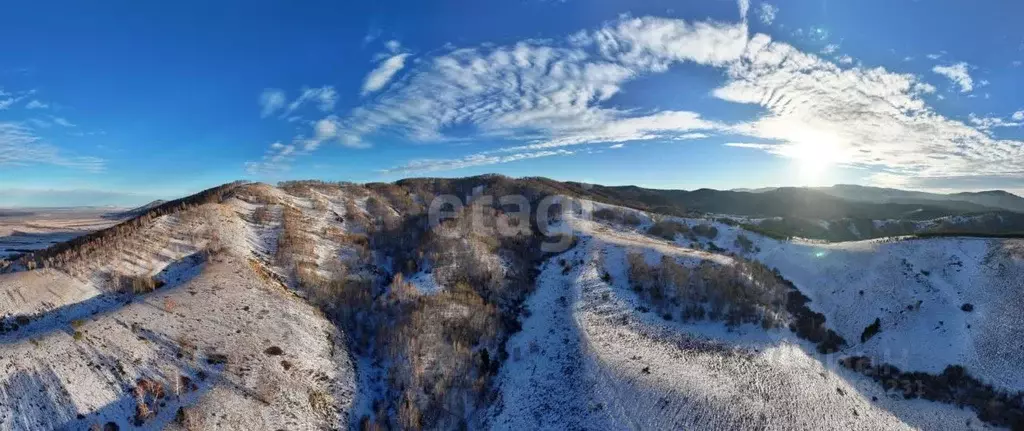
[247,0,1024,187]
[968,113,1021,131]
[51,116,75,127]
[260,86,336,121]
[361,53,410,95]
[0,122,104,172]
[385,40,402,54]
[245,141,297,175]
[284,86,337,115]
[757,3,778,25]
[932,62,973,92]
[715,35,1021,184]
[24,99,48,109]
[380,149,574,174]
[363,28,382,45]
[724,142,774,150]
[259,88,286,118]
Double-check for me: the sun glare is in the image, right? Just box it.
[778,133,847,186]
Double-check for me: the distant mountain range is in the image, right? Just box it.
[102,200,168,220]
[729,184,1024,214]
[812,184,1024,213]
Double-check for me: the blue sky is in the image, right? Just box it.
[2,0,1024,207]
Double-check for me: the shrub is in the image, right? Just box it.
[133,378,165,426]
[693,223,719,239]
[647,220,689,241]
[175,407,202,430]
[860,318,882,343]
[734,234,755,252]
[593,207,643,226]
[252,206,274,224]
[117,274,163,295]
[840,357,1024,429]
[623,252,790,330]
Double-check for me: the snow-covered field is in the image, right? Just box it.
[488,203,1022,429]
[0,208,119,259]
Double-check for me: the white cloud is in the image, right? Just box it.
[0,122,103,172]
[363,28,382,45]
[51,117,75,127]
[251,11,750,172]
[715,34,1022,184]
[609,143,624,149]
[380,149,574,174]
[932,62,973,92]
[979,79,990,87]
[757,3,778,24]
[259,88,286,117]
[968,113,1021,131]
[361,53,410,96]
[259,86,337,123]
[738,0,750,19]
[490,111,724,154]
[724,142,774,150]
[926,53,943,60]
[1012,110,1024,121]
[248,3,1024,187]
[1014,60,1022,67]
[913,82,937,94]
[25,100,48,109]
[284,86,337,115]
[0,98,15,110]
[344,15,746,149]
[820,44,839,54]
[385,40,402,53]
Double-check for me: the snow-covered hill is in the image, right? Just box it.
[1,182,1021,430]
[664,213,1024,392]
[487,201,1023,430]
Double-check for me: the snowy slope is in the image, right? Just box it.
[489,222,989,429]
[0,254,355,430]
[663,214,1024,393]
[0,189,359,430]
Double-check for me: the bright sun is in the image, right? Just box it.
[779,135,846,186]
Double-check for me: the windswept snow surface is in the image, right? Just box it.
[490,212,1003,430]
[669,215,1024,393]
[0,256,356,430]
[0,194,359,430]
